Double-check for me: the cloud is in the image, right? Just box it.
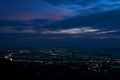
[0,26,119,40]
[2,0,120,21]
[93,35,120,39]
[20,29,38,33]
[0,0,73,21]
[46,0,120,16]
[1,0,120,29]
[41,27,120,40]
[0,12,69,21]
[0,18,53,29]
[97,30,118,34]
[0,27,18,33]
[42,27,99,34]
[0,25,119,39]
[0,27,38,34]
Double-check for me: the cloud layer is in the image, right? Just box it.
[46,0,120,16]
[1,0,120,21]
[42,27,99,34]
[0,0,120,48]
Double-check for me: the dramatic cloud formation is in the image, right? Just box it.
[1,0,120,21]
[0,0,120,48]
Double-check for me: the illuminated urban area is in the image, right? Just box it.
[0,48,120,80]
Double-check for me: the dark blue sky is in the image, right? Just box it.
[0,0,120,48]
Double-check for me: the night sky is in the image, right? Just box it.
[0,0,120,48]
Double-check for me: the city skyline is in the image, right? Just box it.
[0,0,120,48]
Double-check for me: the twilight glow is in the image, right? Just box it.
[0,0,120,48]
